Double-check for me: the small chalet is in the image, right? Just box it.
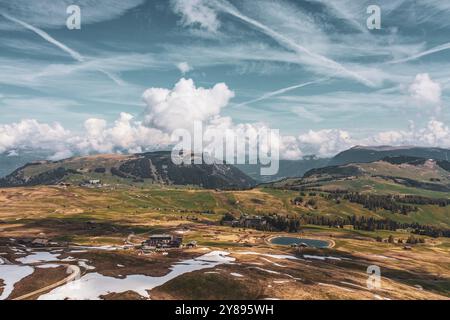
[143,234,182,249]
[240,216,266,229]
[31,238,49,247]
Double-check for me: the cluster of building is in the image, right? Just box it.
[223,215,267,229]
[141,234,197,250]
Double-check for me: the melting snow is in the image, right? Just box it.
[230,273,244,277]
[251,267,281,275]
[235,251,301,261]
[303,255,342,261]
[260,257,286,267]
[273,280,289,284]
[0,265,34,300]
[78,261,95,270]
[38,251,234,300]
[17,251,61,264]
[36,264,60,269]
[373,294,391,300]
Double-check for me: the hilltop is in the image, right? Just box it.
[0,151,256,190]
[329,146,450,166]
[270,156,450,194]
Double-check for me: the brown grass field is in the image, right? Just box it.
[0,186,449,300]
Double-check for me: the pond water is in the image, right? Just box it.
[270,237,330,248]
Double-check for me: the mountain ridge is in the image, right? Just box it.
[0,151,256,190]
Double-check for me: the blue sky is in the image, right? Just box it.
[0,0,449,159]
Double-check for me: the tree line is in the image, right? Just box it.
[222,212,450,238]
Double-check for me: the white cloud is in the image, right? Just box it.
[365,119,450,147]
[0,0,145,30]
[297,129,353,157]
[290,106,324,123]
[177,0,374,86]
[1,78,449,162]
[2,115,450,161]
[409,73,442,105]
[176,62,192,74]
[76,113,171,154]
[171,0,220,32]
[0,119,71,155]
[388,42,450,65]
[0,12,124,86]
[234,78,329,107]
[142,78,235,133]
[279,135,303,160]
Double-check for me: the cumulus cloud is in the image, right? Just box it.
[0,113,171,160]
[2,115,450,161]
[366,119,450,147]
[0,119,71,155]
[297,129,353,157]
[408,73,442,105]
[176,62,193,74]
[1,78,450,162]
[171,0,220,32]
[142,78,235,133]
[76,113,171,154]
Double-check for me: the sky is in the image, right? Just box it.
[0,0,449,160]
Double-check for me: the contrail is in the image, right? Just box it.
[311,0,368,34]
[212,0,374,87]
[0,12,124,86]
[234,77,330,108]
[387,42,450,64]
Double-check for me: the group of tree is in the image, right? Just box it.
[320,192,419,215]
[393,195,450,207]
[221,211,450,238]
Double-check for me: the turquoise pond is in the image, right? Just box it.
[270,237,330,248]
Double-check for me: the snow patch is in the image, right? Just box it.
[0,265,34,300]
[304,255,342,261]
[38,251,234,300]
[17,251,61,264]
[230,272,244,277]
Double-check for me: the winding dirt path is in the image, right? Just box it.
[12,265,81,300]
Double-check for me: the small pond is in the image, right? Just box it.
[270,237,330,248]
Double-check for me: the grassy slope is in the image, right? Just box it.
[1,184,449,243]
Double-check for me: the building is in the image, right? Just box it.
[31,238,49,247]
[240,215,266,229]
[142,234,182,249]
[185,240,197,248]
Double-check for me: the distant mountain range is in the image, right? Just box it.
[269,155,450,193]
[238,146,450,182]
[235,157,330,183]
[0,149,52,178]
[329,146,450,166]
[1,146,450,187]
[0,151,255,190]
